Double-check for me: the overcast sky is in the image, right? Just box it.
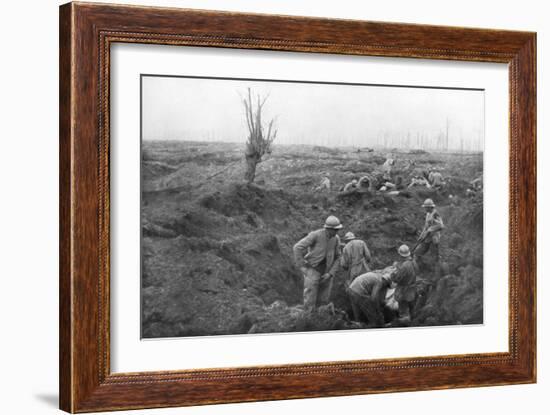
[142,75,484,151]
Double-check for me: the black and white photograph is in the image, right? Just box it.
[140,75,484,338]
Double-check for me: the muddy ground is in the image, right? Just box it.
[141,141,483,338]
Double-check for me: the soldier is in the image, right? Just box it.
[357,175,372,190]
[414,198,445,278]
[313,174,331,192]
[382,155,394,180]
[470,176,483,191]
[467,177,483,197]
[408,175,431,189]
[293,216,343,312]
[347,271,392,327]
[340,232,372,286]
[391,244,418,323]
[343,179,358,192]
[429,169,444,189]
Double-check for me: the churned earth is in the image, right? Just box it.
[141,141,483,338]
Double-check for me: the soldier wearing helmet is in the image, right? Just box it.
[293,216,343,312]
[343,179,359,192]
[340,232,372,286]
[390,244,419,323]
[414,198,445,277]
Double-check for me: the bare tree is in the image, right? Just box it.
[241,88,278,184]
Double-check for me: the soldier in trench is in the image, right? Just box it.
[347,271,392,327]
[340,232,372,287]
[390,244,419,323]
[414,198,445,279]
[293,216,343,313]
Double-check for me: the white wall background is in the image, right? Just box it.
[1,0,546,414]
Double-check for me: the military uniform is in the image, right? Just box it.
[391,257,418,320]
[341,239,372,285]
[414,208,444,277]
[347,272,390,326]
[343,181,357,192]
[415,210,444,254]
[314,177,331,192]
[429,172,444,188]
[293,228,341,312]
[382,158,394,180]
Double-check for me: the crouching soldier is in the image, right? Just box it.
[414,198,445,278]
[347,271,392,327]
[313,174,331,192]
[391,244,418,323]
[293,216,342,313]
[343,179,358,192]
[428,169,444,189]
[341,232,372,286]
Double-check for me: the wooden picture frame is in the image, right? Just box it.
[59,2,536,412]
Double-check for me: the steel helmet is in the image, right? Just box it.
[343,232,356,242]
[324,215,343,230]
[398,244,411,257]
[422,198,436,208]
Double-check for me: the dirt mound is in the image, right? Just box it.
[142,204,223,239]
[232,301,365,334]
[142,160,179,182]
[445,176,471,196]
[141,232,303,337]
[459,194,483,231]
[199,183,294,220]
[413,265,483,326]
[342,160,376,173]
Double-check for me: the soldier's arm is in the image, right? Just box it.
[293,232,316,268]
[363,242,372,262]
[427,212,445,233]
[327,237,342,277]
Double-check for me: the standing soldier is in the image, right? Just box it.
[414,198,445,278]
[391,244,418,323]
[293,216,343,312]
[382,154,395,181]
[340,232,372,286]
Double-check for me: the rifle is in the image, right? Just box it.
[412,230,428,252]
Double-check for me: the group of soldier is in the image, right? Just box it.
[293,198,444,326]
[340,166,445,194]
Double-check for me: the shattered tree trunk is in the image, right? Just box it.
[245,152,261,184]
[242,88,277,184]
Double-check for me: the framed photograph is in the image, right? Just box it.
[59,2,536,412]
